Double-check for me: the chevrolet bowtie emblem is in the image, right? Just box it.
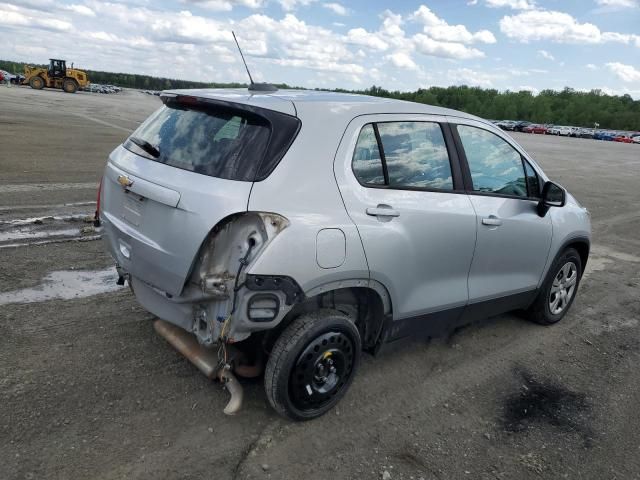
[117,175,133,188]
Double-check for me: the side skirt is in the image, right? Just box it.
[375,289,538,354]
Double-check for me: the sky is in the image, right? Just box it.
[1,0,639,97]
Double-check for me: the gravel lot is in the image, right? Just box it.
[1,86,639,480]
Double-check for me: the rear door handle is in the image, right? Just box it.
[482,216,502,226]
[366,206,400,218]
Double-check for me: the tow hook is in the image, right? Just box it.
[153,319,245,415]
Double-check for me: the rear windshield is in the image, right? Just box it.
[124,100,299,182]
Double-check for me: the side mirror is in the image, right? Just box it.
[537,181,566,217]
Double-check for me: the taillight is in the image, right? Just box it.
[93,177,102,227]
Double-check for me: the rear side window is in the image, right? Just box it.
[124,99,300,182]
[353,124,385,185]
[457,125,527,197]
[352,121,454,191]
[378,122,453,190]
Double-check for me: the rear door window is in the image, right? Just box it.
[378,122,453,190]
[352,121,454,191]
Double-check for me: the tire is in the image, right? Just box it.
[526,248,582,325]
[264,309,361,421]
[62,79,78,93]
[29,76,44,90]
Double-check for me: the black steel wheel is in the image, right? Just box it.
[264,310,361,421]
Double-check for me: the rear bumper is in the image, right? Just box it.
[125,272,296,344]
[131,276,194,331]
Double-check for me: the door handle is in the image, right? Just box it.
[366,206,400,218]
[482,216,502,226]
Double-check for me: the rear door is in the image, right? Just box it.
[450,119,552,303]
[334,115,477,321]
[100,95,299,296]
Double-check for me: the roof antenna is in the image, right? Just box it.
[232,31,277,93]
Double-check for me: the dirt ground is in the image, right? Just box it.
[1,86,639,480]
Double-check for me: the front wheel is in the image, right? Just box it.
[264,309,361,421]
[62,79,78,93]
[526,248,582,325]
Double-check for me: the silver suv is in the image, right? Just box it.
[98,88,591,420]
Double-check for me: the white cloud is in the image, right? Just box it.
[346,28,388,51]
[179,0,263,11]
[500,10,640,46]
[595,0,638,7]
[0,4,73,31]
[446,67,501,87]
[538,49,555,61]
[412,6,496,45]
[277,0,316,11]
[323,2,348,16]
[586,63,598,70]
[237,13,364,75]
[386,52,418,70]
[66,4,96,16]
[413,34,485,59]
[484,0,535,9]
[606,62,640,82]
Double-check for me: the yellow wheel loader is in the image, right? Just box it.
[23,59,89,93]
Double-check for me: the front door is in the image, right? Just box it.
[334,115,477,321]
[452,121,552,302]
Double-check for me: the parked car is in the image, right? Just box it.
[593,131,617,141]
[97,88,591,420]
[0,69,18,84]
[547,126,573,136]
[576,128,594,139]
[523,124,547,134]
[513,121,532,132]
[497,120,517,131]
[613,134,635,143]
[632,134,640,144]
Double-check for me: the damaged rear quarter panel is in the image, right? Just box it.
[246,104,369,292]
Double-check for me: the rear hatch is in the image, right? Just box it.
[100,93,300,296]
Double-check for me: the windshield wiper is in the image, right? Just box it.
[129,137,160,158]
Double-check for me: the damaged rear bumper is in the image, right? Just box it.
[126,271,303,344]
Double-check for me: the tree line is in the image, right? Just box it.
[2,59,638,130]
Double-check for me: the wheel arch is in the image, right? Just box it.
[269,281,392,353]
[561,236,590,276]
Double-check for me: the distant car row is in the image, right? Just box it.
[492,120,640,144]
[83,84,122,94]
[0,70,25,84]
[141,90,162,96]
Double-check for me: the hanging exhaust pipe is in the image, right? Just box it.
[217,365,243,415]
[153,319,244,415]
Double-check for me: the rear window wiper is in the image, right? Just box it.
[129,137,161,158]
